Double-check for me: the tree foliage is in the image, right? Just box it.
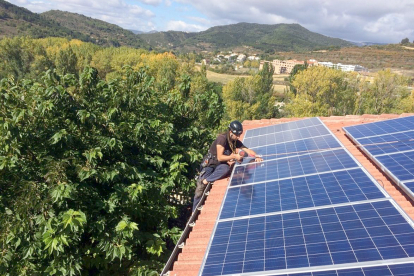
[285,66,412,117]
[222,62,278,121]
[356,69,411,114]
[0,60,223,274]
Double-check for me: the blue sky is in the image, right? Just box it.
[6,0,414,43]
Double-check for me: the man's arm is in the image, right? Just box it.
[216,144,243,162]
[240,147,264,162]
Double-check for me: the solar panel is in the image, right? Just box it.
[343,116,414,200]
[243,124,330,148]
[202,201,414,276]
[344,116,414,140]
[198,118,414,276]
[220,168,386,220]
[357,130,414,156]
[244,117,322,139]
[268,262,414,275]
[230,149,358,186]
[248,135,341,160]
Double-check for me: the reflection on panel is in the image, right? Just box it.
[244,117,322,139]
[230,149,358,186]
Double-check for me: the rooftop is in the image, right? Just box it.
[167,114,414,276]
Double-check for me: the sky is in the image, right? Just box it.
[6,0,414,44]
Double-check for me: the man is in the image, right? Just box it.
[192,120,263,211]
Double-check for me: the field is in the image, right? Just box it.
[204,69,288,94]
[205,70,249,84]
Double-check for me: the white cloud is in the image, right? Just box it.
[135,0,162,6]
[6,0,156,31]
[166,20,205,32]
[174,0,414,43]
[5,0,414,42]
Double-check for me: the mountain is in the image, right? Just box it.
[129,30,158,34]
[139,31,196,49]
[0,0,92,41]
[0,1,353,53]
[138,22,354,52]
[41,10,149,48]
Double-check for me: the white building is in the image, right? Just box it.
[248,56,260,61]
[319,62,368,72]
[237,54,246,62]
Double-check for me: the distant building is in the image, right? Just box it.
[260,59,368,75]
[260,59,315,74]
[319,62,368,72]
[248,56,260,61]
[237,54,246,63]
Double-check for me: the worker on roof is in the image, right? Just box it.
[192,120,263,211]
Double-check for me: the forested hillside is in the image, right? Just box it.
[41,10,149,48]
[140,23,353,53]
[0,1,353,53]
[0,0,91,41]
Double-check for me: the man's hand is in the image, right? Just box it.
[227,160,235,166]
[254,156,263,162]
[234,153,243,162]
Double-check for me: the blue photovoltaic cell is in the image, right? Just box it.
[343,116,414,200]
[249,135,341,160]
[244,117,322,139]
[357,130,414,156]
[376,151,414,182]
[404,182,414,193]
[220,168,386,219]
[243,124,330,148]
[344,116,414,139]
[230,149,358,186]
[201,201,414,276]
[270,262,414,276]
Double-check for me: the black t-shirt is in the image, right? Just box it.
[209,133,245,162]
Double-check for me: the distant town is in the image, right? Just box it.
[202,52,369,75]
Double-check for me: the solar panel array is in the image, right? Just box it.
[198,118,414,276]
[343,116,414,200]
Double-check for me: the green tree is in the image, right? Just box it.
[0,64,223,275]
[357,69,410,114]
[222,64,277,121]
[285,66,358,117]
[286,62,308,95]
[55,46,78,76]
[401,38,410,44]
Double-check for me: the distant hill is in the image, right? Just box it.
[0,0,92,41]
[139,31,196,49]
[0,1,353,53]
[41,10,149,48]
[138,22,354,52]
